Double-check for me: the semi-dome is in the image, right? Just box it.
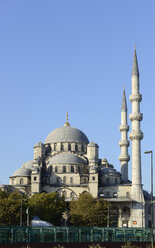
[49,153,86,165]
[45,126,89,144]
[12,168,31,177]
[22,160,33,169]
[100,167,121,176]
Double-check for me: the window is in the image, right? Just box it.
[71,165,74,173]
[68,144,71,151]
[61,144,64,151]
[92,176,95,181]
[54,143,57,151]
[55,166,58,173]
[81,145,84,152]
[126,192,130,198]
[34,177,37,181]
[70,177,73,184]
[56,177,60,185]
[63,176,66,183]
[20,178,23,185]
[70,192,75,198]
[63,166,66,173]
[62,191,67,197]
[75,144,78,151]
[115,178,117,184]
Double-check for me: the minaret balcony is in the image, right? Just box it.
[119,140,130,147]
[119,125,129,132]
[129,94,142,103]
[129,131,143,140]
[119,155,130,162]
[129,113,143,122]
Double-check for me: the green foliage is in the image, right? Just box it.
[89,244,106,248]
[28,192,66,225]
[70,192,109,227]
[0,190,28,226]
[121,242,139,248]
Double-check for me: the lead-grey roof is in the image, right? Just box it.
[99,167,121,176]
[50,153,86,165]
[22,160,33,169]
[12,168,31,177]
[45,126,89,144]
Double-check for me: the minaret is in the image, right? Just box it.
[119,88,130,183]
[129,47,144,202]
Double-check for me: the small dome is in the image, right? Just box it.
[22,160,33,169]
[50,153,86,165]
[12,168,31,177]
[45,126,89,144]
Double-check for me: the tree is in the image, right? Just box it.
[28,192,66,225]
[0,189,28,226]
[69,192,109,227]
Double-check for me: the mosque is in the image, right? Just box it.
[7,48,154,228]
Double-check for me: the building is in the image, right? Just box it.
[8,48,153,228]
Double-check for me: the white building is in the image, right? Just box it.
[8,48,153,228]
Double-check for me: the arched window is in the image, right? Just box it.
[75,144,78,151]
[63,191,67,197]
[126,192,130,198]
[56,177,60,185]
[68,144,71,151]
[20,178,23,185]
[61,144,64,151]
[54,143,57,151]
[122,207,130,217]
[70,177,73,184]
[81,145,84,152]
[106,178,110,186]
[63,176,66,184]
[63,166,66,173]
[55,166,58,173]
[70,192,75,198]
[71,165,74,173]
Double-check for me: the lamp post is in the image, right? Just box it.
[144,150,154,248]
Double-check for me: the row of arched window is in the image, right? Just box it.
[53,143,85,152]
[61,191,76,198]
[56,176,74,184]
[55,165,80,173]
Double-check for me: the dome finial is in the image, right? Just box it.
[64,111,70,126]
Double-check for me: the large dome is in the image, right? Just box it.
[45,126,89,144]
[49,153,86,165]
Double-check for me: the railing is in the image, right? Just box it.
[0,226,154,244]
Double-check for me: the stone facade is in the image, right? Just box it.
[8,48,153,228]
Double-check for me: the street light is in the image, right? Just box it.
[144,150,154,248]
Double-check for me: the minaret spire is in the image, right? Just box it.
[132,45,139,76]
[129,47,144,217]
[119,88,130,182]
[121,87,127,112]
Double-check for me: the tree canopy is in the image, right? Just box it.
[69,192,109,227]
[28,192,66,225]
[0,189,28,226]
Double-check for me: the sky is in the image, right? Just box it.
[0,1,155,193]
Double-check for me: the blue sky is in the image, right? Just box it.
[0,1,155,193]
